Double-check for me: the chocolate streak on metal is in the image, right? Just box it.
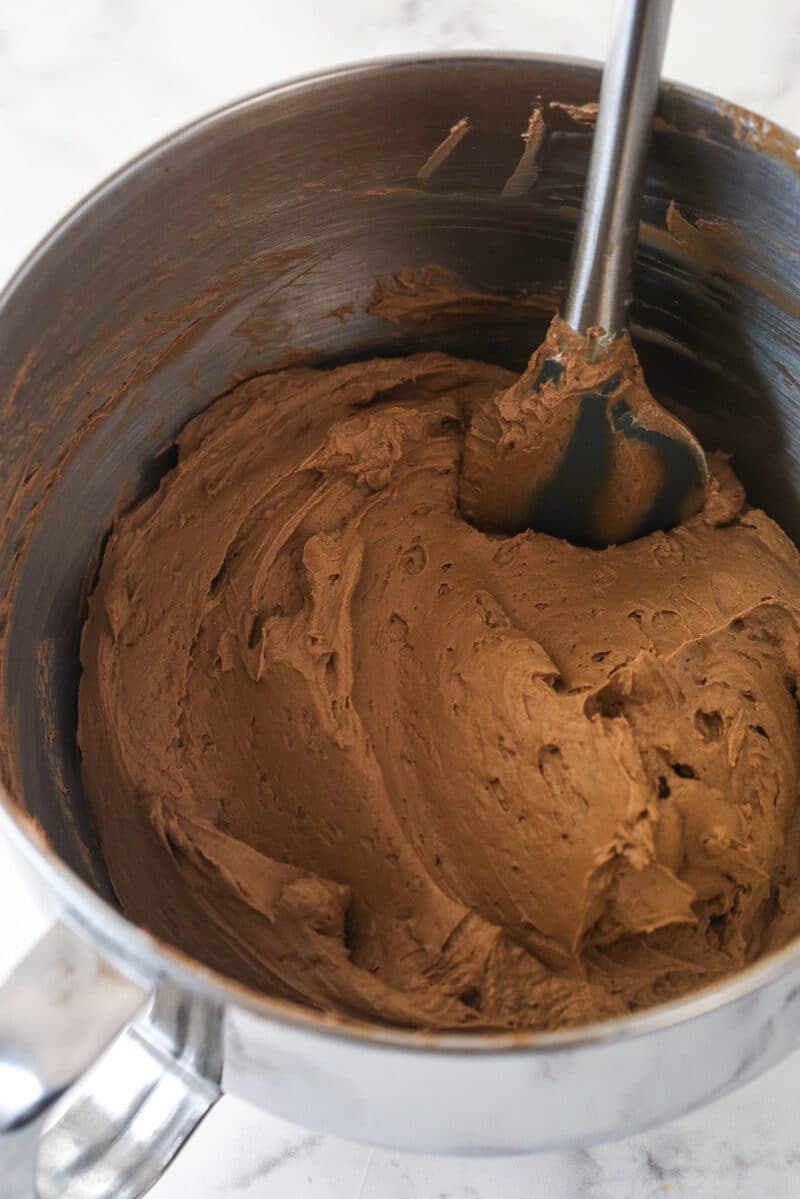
[502,108,546,198]
[547,100,599,126]
[417,118,470,182]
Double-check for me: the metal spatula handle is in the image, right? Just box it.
[562,0,673,339]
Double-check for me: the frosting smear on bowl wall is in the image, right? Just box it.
[78,350,800,1030]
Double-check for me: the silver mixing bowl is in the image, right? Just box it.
[0,54,798,1199]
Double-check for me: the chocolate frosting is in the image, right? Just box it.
[79,353,800,1030]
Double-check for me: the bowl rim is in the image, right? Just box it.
[2,49,799,1057]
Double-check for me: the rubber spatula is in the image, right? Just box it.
[459,0,709,547]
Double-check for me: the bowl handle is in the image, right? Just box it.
[0,922,221,1198]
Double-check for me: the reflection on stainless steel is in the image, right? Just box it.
[0,54,798,1197]
[0,924,145,1197]
[0,928,221,1199]
[36,984,221,1199]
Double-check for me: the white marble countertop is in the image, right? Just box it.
[1,1,799,1196]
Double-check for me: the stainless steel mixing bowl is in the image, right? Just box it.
[0,54,798,1199]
